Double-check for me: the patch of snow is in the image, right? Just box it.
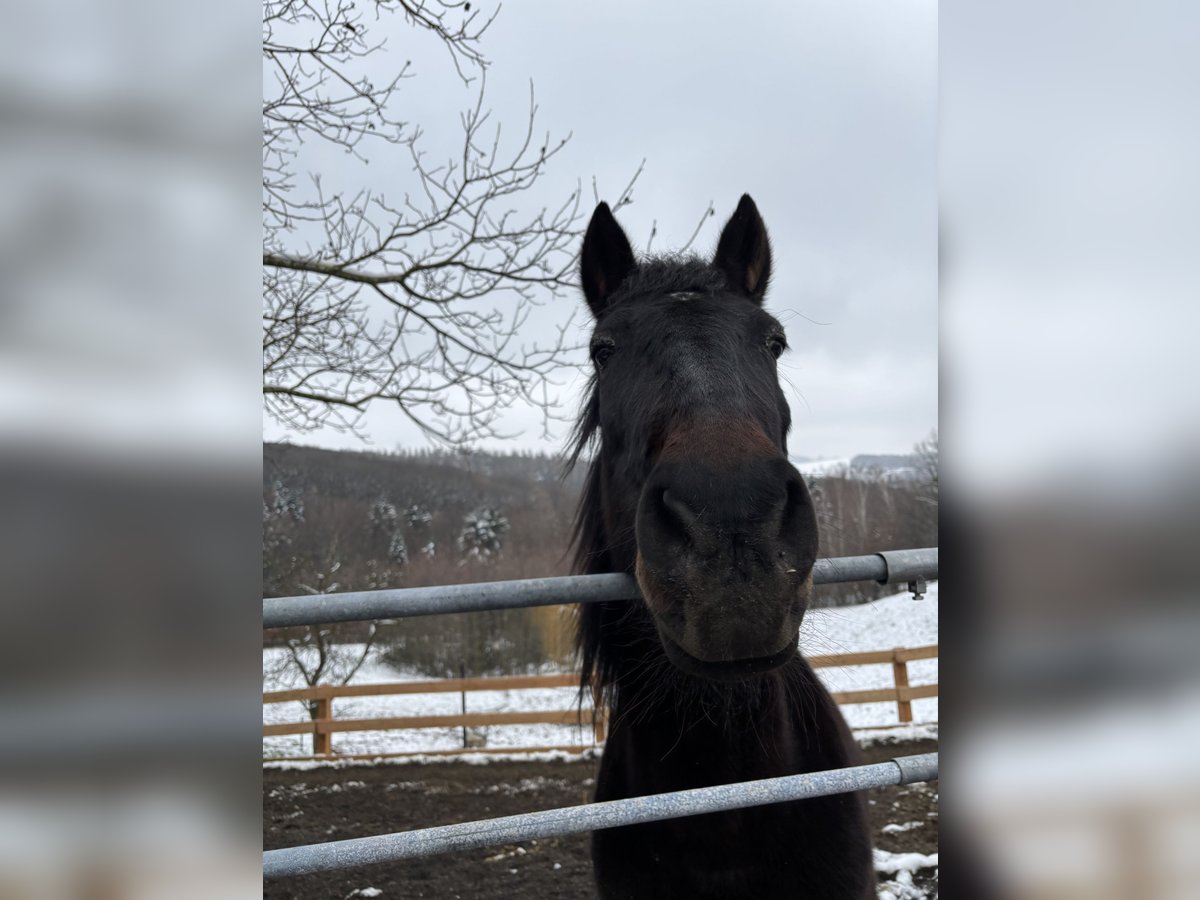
[874,848,939,874]
[484,847,528,863]
[877,869,924,900]
[855,723,939,746]
[345,889,382,899]
[882,821,924,834]
[874,849,939,899]
[263,748,599,771]
[478,776,575,796]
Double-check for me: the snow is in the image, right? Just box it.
[263,748,600,771]
[875,848,939,874]
[875,849,939,900]
[792,457,853,477]
[800,582,939,729]
[791,455,924,483]
[264,582,937,757]
[262,657,592,757]
[853,723,939,744]
[882,821,925,834]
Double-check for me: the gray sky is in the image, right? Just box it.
[264,0,937,460]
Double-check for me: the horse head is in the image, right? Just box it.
[578,195,818,681]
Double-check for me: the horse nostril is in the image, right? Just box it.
[785,476,808,508]
[661,489,701,532]
[780,476,812,523]
[654,489,705,549]
[778,471,819,559]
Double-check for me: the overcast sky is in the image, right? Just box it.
[264,0,937,460]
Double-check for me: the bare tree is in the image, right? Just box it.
[269,623,378,721]
[911,429,939,547]
[262,0,639,445]
[915,428,939,498]
[264,545,382,721]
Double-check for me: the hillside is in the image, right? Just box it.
[264,442,586,598]
[263,440,937,670]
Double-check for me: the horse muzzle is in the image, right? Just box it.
[633,454,818,679]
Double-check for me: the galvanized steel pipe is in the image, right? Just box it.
[875,547,940,585]
[263,548,937,629]
[263,752,938,878]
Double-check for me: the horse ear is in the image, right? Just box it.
[714,194,772,301]
[580,202,636,317]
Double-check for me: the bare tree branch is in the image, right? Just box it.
[263,0,640,446]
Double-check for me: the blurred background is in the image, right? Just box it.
[0,0,261,896]
[943,2,1200,897]
[0,0,1196,896]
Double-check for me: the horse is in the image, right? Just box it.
[568,195,875,899]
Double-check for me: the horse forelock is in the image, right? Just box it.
[602,255,730,310]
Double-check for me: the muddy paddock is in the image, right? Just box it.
[264,739,938,899]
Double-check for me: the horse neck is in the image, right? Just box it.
[613,655,830,784]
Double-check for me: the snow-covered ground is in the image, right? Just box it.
[800,582,939,728]
[264,582,938,758]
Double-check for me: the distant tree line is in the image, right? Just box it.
[263,435,937,679]
[809,431,938,606]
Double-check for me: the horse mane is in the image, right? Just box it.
[564,380,622,707]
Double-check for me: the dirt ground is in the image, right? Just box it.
[264,739,938,899]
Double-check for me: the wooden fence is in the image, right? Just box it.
[263,644,938,760]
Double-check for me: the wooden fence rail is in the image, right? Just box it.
[263,644,938,759]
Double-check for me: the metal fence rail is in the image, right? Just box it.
[263,547,937,629]
[264,752,938,878]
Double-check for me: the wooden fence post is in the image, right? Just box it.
[312,694,333,756]
[460,664,468,749]
[892,650,912,723]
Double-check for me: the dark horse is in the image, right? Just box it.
[569,196,874,899]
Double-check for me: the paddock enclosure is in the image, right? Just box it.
[263,547,939,888]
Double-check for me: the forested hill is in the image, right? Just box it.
[263,441,936,608]
[263,442,586,599]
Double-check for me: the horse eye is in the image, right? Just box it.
[591,340,615,369]
[767,335,787,359]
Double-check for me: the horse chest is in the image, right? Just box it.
[592,797,869,899]
[590,688,873,899]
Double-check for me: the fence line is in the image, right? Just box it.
[263,644,939,758]
[262,548,938,629]
[264,752,937,878]
[262,547,939,877]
